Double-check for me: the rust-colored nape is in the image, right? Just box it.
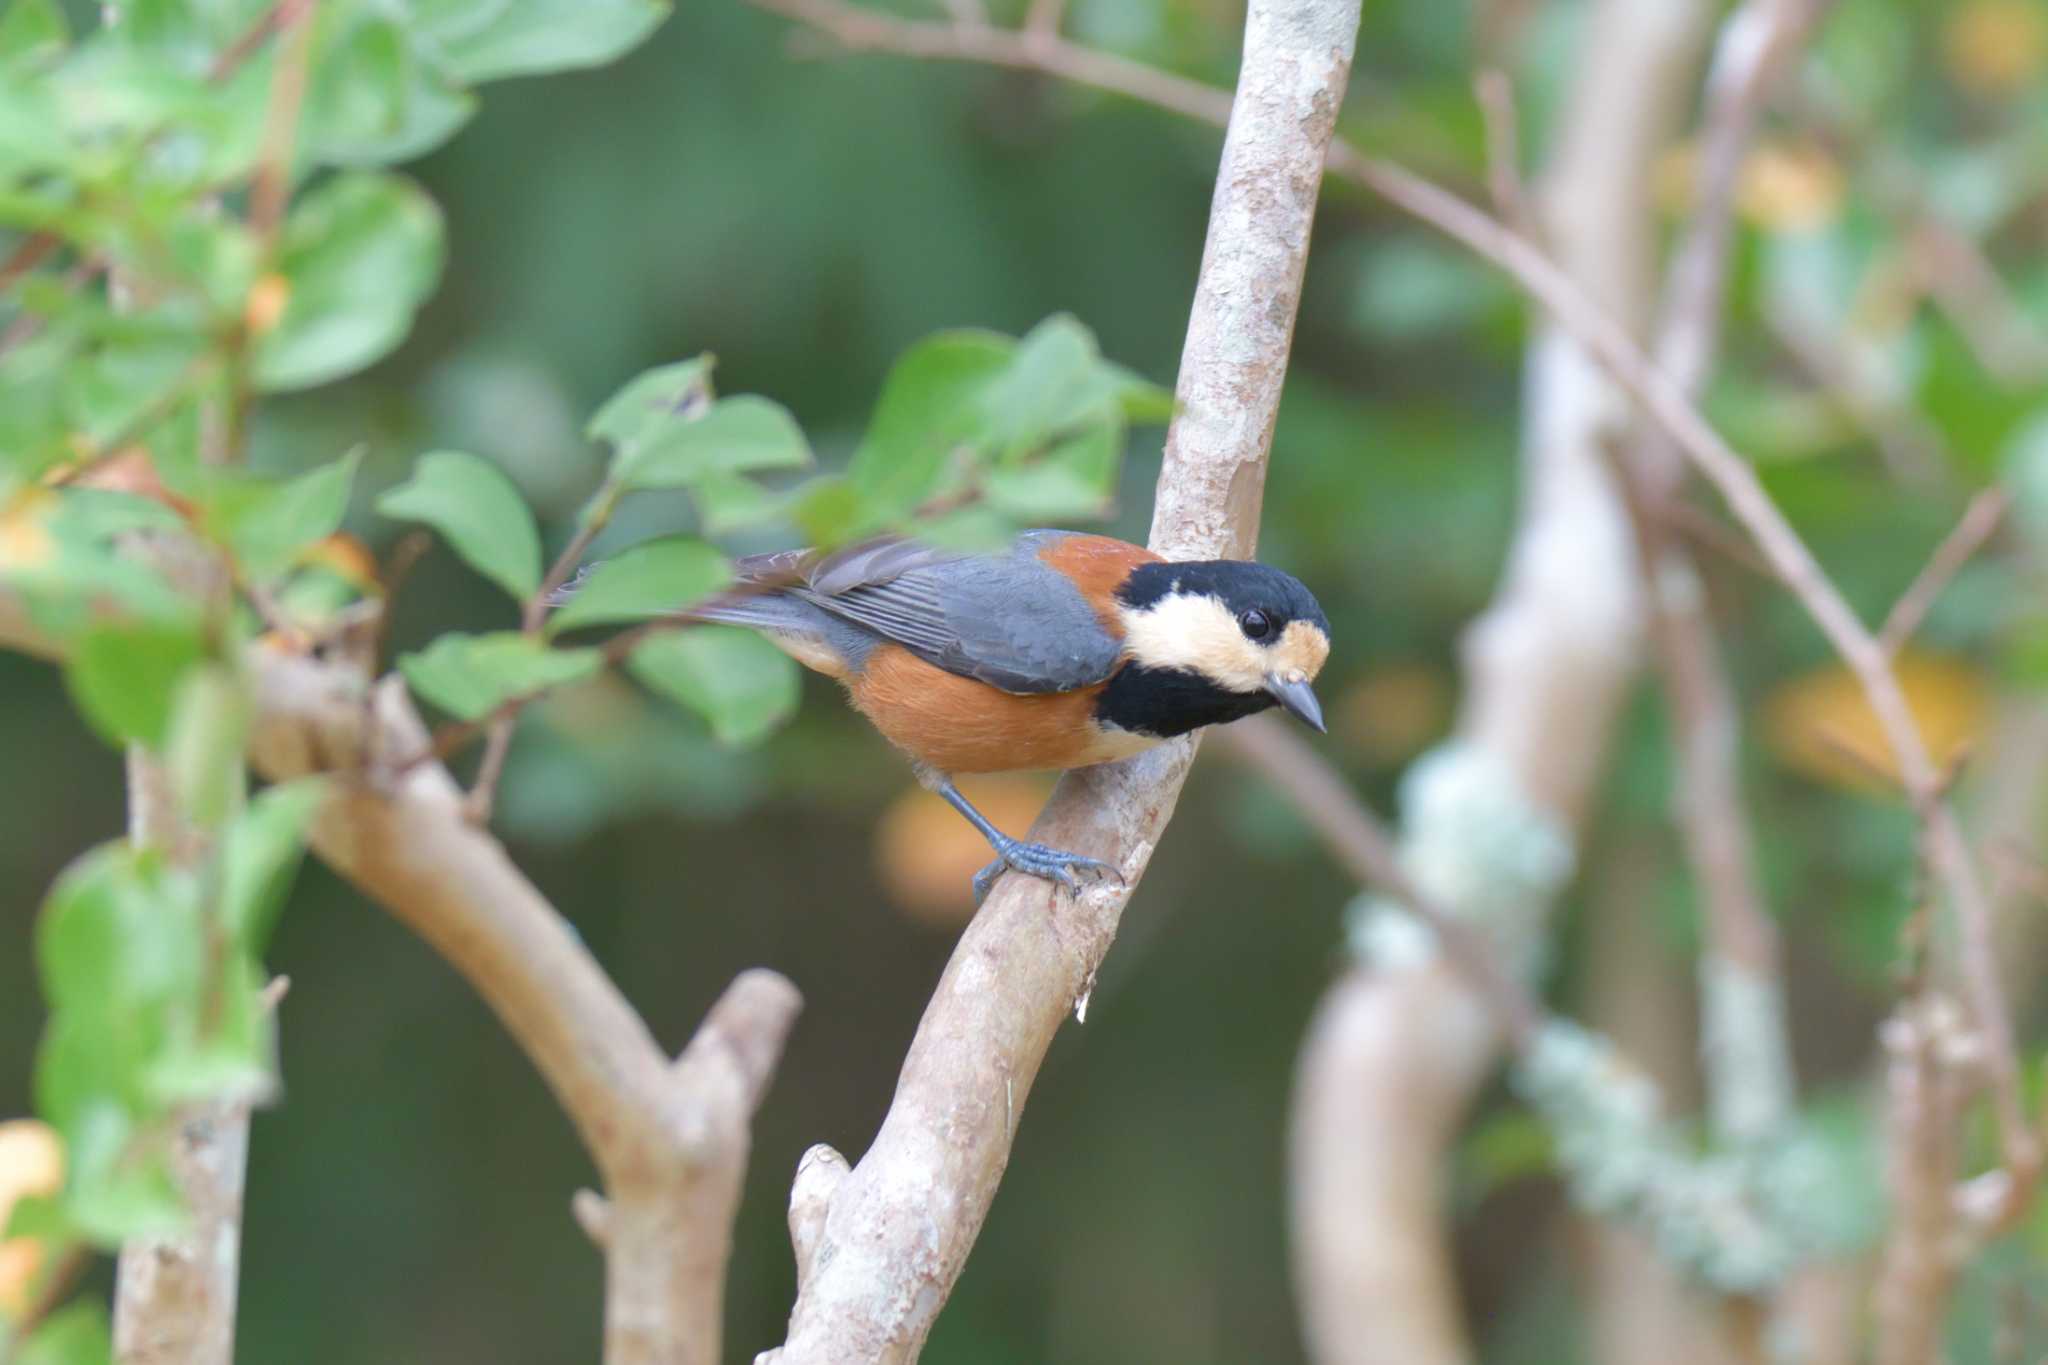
[1035,534,1163,636]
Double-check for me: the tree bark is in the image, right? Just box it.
[756,2,1362,1359]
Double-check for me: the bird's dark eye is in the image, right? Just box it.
[1238,608,1273,641]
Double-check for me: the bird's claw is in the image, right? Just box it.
[973,840,1121,905]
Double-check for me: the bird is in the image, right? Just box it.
[584,529,1332,901]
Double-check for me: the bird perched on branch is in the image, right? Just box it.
[586,530,1332,901]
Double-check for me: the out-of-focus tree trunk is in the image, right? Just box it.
[1288,2,1711,1361]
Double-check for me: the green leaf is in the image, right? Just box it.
[413,0,670,83]
[377,449,542,600]
[202,450,361,580]
[847,330,1013,517]
[629,627,799,747]
[58,1101,185,1245]
[545,537,729,635]
[50,488,188,540]
[586,357,712,480]
[977,314,1101,458]
[64,621,208,749]
[219,778,326,952]
[691,472,786,536]
[304,14,476,166]
[788,476,873,548]
[4,1192,66,1241]
[607,395,812,491]
[398,632,601,721]
[982,455,1114,521]
[163,665,250,831]
[256,172,445,392]
[62,336,202,451]
[0,0,67,67]
[37,845,204,1018]
[18,1301,112,1365]
[141,955,274,1107]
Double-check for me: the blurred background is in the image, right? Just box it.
[6,0,2048,1360]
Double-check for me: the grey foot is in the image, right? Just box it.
[972,838,1119,904]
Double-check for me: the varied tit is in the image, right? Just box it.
[594,530,1332,901]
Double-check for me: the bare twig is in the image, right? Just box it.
[462,716,516,824]
[750,0,1235,125]
[1473,69,1531,237]
[0,256,105,364]
[452,478,626,820]
[1618,0,1835,1180]
[1766,309,1952,491]
[1214,716,1540,1048]
[0,234,57,295]
[1912,218,2048,388]
[246,0,315,247]
[1877,488,2007,659]
[754,4,1360,1359]
[205,0,314,83]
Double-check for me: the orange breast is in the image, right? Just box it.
[847,645,1156,774]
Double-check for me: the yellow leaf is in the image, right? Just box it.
[1657,140,1846,233]
[874,775,1053,927]
[244,272,292,337]
[294,532,381,591]
[1337,662,1450,767]
[1945,0,2048,93]
[1738,142,1845,233]
[0,1118,64,1322]
[0,488,57,572]
[1763,651,1991,793]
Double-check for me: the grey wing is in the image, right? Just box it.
[792,534,1126,693]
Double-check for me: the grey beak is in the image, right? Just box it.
[1264,673,1326,733]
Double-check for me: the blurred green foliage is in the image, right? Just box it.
[2,0,2047,1360]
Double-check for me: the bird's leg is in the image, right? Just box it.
[920,770,1119,905]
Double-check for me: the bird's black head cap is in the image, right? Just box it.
[1114,559,1331,640]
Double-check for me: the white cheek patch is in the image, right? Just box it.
[1118,594,1269,693]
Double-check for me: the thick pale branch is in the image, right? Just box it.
[247,654,802,1364]
[754,3,1359,1359]
[248,656,681,1175]
[112,751,251,1365]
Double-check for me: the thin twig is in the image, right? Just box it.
[246,1,315,246]
[1764,308,1952,492]
[1877,488,2008,658]
[1617,0,1834,1183]
[0,234,57,294]
[1214,717,1540,1047]
[204,0,313,83]
[0,257,104,364]
[1023,0,1066,43]
[1912,218,2048,389]
[463,716,515,824]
